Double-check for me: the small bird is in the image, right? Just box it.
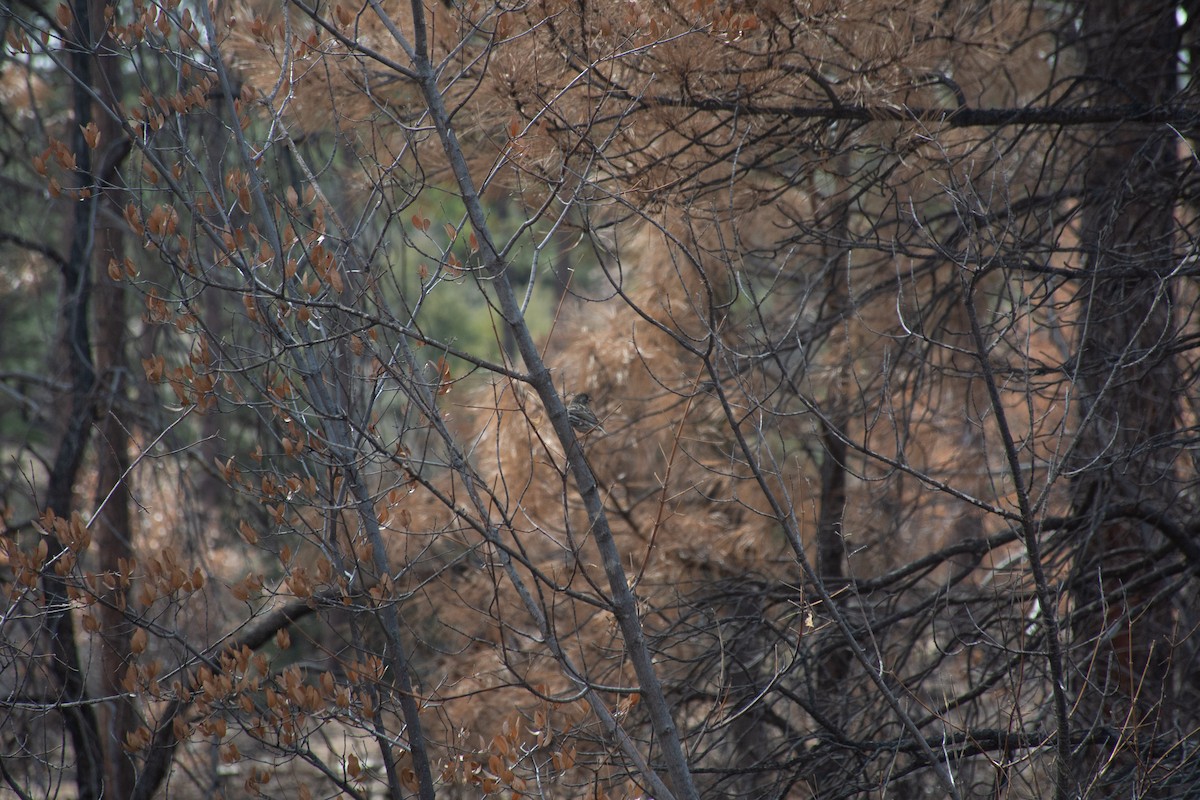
[566,392,607,435]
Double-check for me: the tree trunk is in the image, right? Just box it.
[1072,1,1184,793]
[93,206,135,800]
[85,2,137,794]
[38,2,108,796]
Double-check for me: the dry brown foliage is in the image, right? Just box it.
[1,0,1198,798]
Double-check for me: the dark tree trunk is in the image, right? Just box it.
[39,2,108,797]
[85,2,137,794]
[1071,1,1185,793]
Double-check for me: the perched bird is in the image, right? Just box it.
[566,392,607,435]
